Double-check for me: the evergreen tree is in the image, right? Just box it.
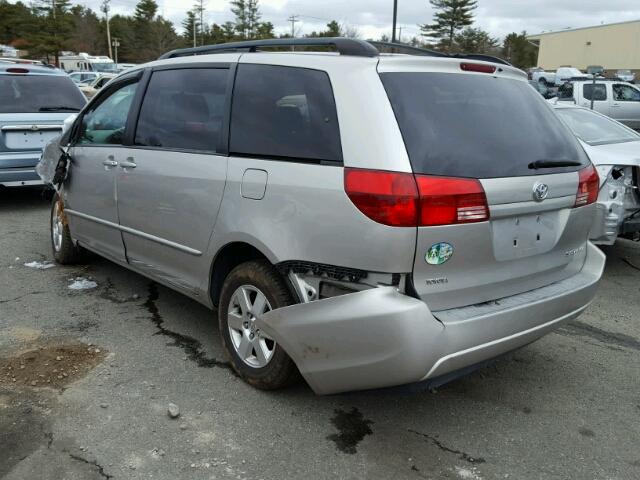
[182,9,198,47]
[0,1,35,46]
[230,0,248,39]
[134,0,157,23]
[421,0,477,52]
[255,21,274,39]
[308,20,341,38]
[454,26,499,55]
[192,0,206,45]
[246,0,261,39]
[27,0,74,64]
[502,31,538,69]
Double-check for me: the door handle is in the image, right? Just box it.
[102,156,118,167]
[119,157,137,169]
[611,103,621,107]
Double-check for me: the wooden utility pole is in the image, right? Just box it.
[287,15,299,50]
[102,0,113,59]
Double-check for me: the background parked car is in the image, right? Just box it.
[531,68,556,85]
[79,73,116,98]
[68,71,101,85]
[553,67,590,86]
[0,64,85,188]
[615,69,635,83]
[554,80,640,129]
[553,104,640,244]
[527,67,544,80]
[529,79,556,99]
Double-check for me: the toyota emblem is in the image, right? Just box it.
[533,182,549,202]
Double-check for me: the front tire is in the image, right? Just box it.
[51,193,84,264]
[218,260,298,390]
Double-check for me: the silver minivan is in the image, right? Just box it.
[45,38,605,394]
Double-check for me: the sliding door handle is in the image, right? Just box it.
[119,157,137,169]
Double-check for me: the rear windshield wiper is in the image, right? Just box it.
[39,106,81,112]
[528,159,582,170]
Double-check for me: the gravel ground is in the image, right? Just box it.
[1,187,639,480]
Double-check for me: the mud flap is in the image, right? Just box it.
[257,287,444,395]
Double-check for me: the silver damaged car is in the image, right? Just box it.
[42,38,606,394]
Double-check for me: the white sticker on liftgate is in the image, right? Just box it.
[425,242,453,265]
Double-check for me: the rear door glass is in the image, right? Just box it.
[230,64,342,163]
[380,73,588,178]
[134,68,229,152]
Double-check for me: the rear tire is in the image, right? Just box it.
[51,193,84,265]
[218,260,299,390]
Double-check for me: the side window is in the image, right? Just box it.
[77,81,138,145]
[134,68,228,152]
[613,84,640,102]
[230,64,342,162]
[583,84,607,101]
[557,83,574,100]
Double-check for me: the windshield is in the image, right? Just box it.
[380,73,589,178]
[92,63,117,73]
[0,74,86,113]
[554,107,640,145]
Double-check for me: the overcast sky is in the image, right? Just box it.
[68,0,640,40]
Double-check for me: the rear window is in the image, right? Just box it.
[380,73,589,178]
[0,74,86,113]
[230,64,342,163]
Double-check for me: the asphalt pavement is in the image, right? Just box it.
[1,187,639,480]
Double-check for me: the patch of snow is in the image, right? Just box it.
[24,261,55,270]
[68,277,98,290]
[455,466,483,480]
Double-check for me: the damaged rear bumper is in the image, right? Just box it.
[259,243,605,395]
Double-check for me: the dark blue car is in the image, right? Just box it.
[0,64,86,187]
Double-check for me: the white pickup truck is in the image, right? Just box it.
[533,67,589,86]
[555,80,640,129]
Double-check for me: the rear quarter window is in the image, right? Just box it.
[380,72,589,178]
[230,64,342,163]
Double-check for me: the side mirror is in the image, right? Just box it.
[62,113,78,135]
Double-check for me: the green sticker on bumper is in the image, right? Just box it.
[426,242,453,265]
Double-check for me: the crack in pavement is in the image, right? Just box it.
[408,429,486,464]
[558,320,640,352]
[68,453,113,479]
[144,283,234,371]
[0,291,44,304]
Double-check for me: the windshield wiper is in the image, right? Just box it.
[528,159,582,170]
[39,106,81,112]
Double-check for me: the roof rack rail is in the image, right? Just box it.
[367,41,447,58]
[158,37,379,60]
[451,53,512,66]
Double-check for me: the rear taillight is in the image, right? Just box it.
[575,165,599,207]
[415,175,489,226]
[344,168,418,227]
[344,168,489,227]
